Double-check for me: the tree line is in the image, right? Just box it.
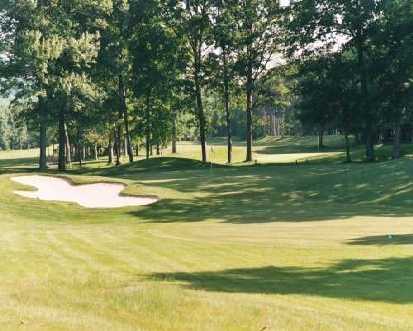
[0,0,412,169]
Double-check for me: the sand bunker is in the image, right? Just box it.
[11,175,158,209]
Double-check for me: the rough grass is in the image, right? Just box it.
[0,137,412,331]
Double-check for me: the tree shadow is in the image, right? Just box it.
[0,157,38,169]
[347,234,413,246]
[128,160,413,223]
[148,257,413,304]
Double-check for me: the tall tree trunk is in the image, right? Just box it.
[345,132,352,163]
[245,67,253,162]
[186,1,206,162]
[119,76,133,162]
[156,144,160,156]
[366,132,375,162]
[94,144,98,161]
[108,130,114,165]
[64,123,71,167]
[114,125,121,166]
[65,124,72,168]
[392,122,401,159]
[194,53,207,163]
[223,50,232,164]
[82,145,86,162]
[58,109,66,171]
[146,94,151,160]
[172,109,177,154]
[76,129,82,166]
[357,38,374,162]
[38,97,48,170]
[318,126,324,149]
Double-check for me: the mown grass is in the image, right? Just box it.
[0,137,412,330]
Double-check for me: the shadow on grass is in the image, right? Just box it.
[0,157,38,169]
[92,157,226,178]
[4,154,413,224]
[348,234,413,246]
[127,159,413,223]
[149,257,413,303]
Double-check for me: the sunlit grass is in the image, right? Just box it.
[0,137,413,330]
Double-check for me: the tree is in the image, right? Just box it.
[208,0,238,163]
[165,0,213,163]
[95,0,134,165]
[130,0,186,160]
[1,0,101,171]
[233,0,281,162]
[371,0,413,159]
[285,0,385,161]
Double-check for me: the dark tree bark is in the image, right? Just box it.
[223,51,232,164]
[76,129,82,166]
[119,76,134,162]
[365,131,375,162]
[38,97,48,170]
[185,0,207,163]
[114,126,121,166]
[318,127,324,150]
[172,110,177,154]
[58,109,66,171]
[392,122,401,159]
[146,94,151,160]
[108,131,114,164]
[345,133,352,163]
[64,123,72,167]
[245,67,253,162]
[356,39,375,162]
[194,57,207,163]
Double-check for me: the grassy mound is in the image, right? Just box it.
[102,157,225,176]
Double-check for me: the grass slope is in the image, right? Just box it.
[0,138,412,330]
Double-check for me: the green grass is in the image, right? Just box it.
[0,138,412,330]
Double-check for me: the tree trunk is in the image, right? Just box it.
[114,126,121,166]
[77,144,82,166]
[194,53,207,163]
[318,127,324,149]
[392,122,401,159]
[64,123,72,167]
[108,131,114,164]
[119,76,134,162]
[357,38,374,162]
[94,144,98,161]
[146,94,151,160]
[156,144,160,156]
[39,98,48,170]
[124,137,128,157]
[365,132,375,162]
[223,50,232,164]
[345,133,352,163]
[245,70,253,162]
[172,110,177,154]
[58,109,66,171]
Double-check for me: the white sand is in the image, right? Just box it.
[11,175,158,209]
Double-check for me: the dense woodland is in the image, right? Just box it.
[0,0,412,169]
